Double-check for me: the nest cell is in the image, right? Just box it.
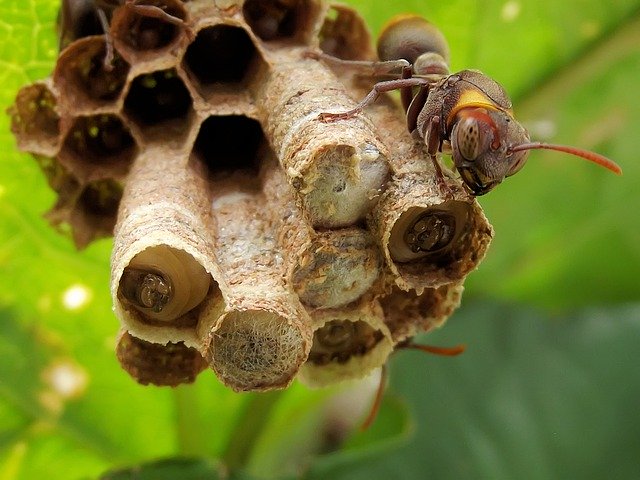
[111,0,189,57]
[116,330,206,386]
[183,24,266,99]
[54,36,130,111]
[194,115,264,174]
[123,68,194,141]
[9,82,61,156]
[319,4,373,60]
[70,177,123,246]
[60,114,137,178]
[242,0,320,43]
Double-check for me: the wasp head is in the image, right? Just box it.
[449,106,621,196]
[450,107,529,195]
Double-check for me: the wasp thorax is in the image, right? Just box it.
[404,212,455,254]
[309,320,383,365]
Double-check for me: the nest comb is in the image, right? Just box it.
[9,0,492,392]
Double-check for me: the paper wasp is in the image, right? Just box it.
[310,15,622,195]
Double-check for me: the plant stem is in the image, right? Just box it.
[174,385,208,457]
[222,390,284,472]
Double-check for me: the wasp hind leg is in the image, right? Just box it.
[318,76,430,122]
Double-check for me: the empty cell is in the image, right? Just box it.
[54,36,130,107]
[194,115,264,174]
[184,25,257,85]
[9,82,60,154]
[77,178,123,220]
[319,5,373,60]
[69,177,124,247]
[111,0,188,51]
[124,69,193,125]
[243,0,319,42]
[57,0,102,50]
[63,114,136,166]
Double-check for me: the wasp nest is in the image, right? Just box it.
[9,1,492,392]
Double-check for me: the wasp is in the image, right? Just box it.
[58,0,187,69]
[310,15,622,195]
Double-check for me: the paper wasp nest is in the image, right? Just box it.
[9,0,492,392]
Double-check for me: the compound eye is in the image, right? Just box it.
[456,116,482,161]
[506,150,529,177]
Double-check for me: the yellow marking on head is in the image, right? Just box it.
[447,89,513,127]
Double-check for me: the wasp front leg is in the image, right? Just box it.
[318,76,430,122]
[422,115,453,197]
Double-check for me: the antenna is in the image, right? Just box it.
[509,142,622,175]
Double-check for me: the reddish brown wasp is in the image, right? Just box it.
[310,15,622,195]
[58,0,187,68]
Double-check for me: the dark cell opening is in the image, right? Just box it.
[11,84,60,140]
[77,178,123,219]
[243,0,299,41]
[184,25,256,84]
[124,69,192,126]
[194,116,264,174]
[57,0,101,50]
[114,1,187,51]
[64,115,135,164]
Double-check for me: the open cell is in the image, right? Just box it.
[9,83,61,156]
[183,24,265,97]
[61,114,137,176]
[54,36,130,110]
[319,5,373,60]
[124,68,194,141]
[111,0,189,56]
[70,177,124,247]
[242,0,320,43]
[194,115,265,175]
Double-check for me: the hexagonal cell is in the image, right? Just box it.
[54,36,130,112]
[9,82,61,156]
[242,0,322,43]
[124,68,195,143]
[57,0,102,50]
[111,0,189,60]
[194,115,265,175]
[182,24,267,99]
[70,178,124,248]
[60,114,137,179]
[319,4,373,60]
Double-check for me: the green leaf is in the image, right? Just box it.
[329,301,640,479]
[98,457,225,480]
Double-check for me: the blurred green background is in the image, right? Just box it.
[0,0,639,478]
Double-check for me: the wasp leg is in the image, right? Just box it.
[123,0,193,40]
[424,116,453,197]
[96,8,115,72]
[319,77,430,122]
[304,50,410,77]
